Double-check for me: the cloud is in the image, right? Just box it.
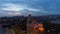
[7,12,22,16]
[1,3,25,11]
[0,3,40,16]
[0,0,60,16]
[1,3,40,11]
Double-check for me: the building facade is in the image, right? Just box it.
[27,14,45,34]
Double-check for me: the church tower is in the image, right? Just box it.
[27,14,32,34]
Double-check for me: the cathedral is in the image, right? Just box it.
[27,14,45,34]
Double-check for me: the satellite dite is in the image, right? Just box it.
[27,14,45,34]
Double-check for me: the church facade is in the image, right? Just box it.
[27,14,45,34]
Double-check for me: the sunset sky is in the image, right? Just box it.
[0,0,60,16]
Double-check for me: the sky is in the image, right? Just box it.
[0,0,60,16]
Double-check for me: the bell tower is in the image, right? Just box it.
[27,14,32,34]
